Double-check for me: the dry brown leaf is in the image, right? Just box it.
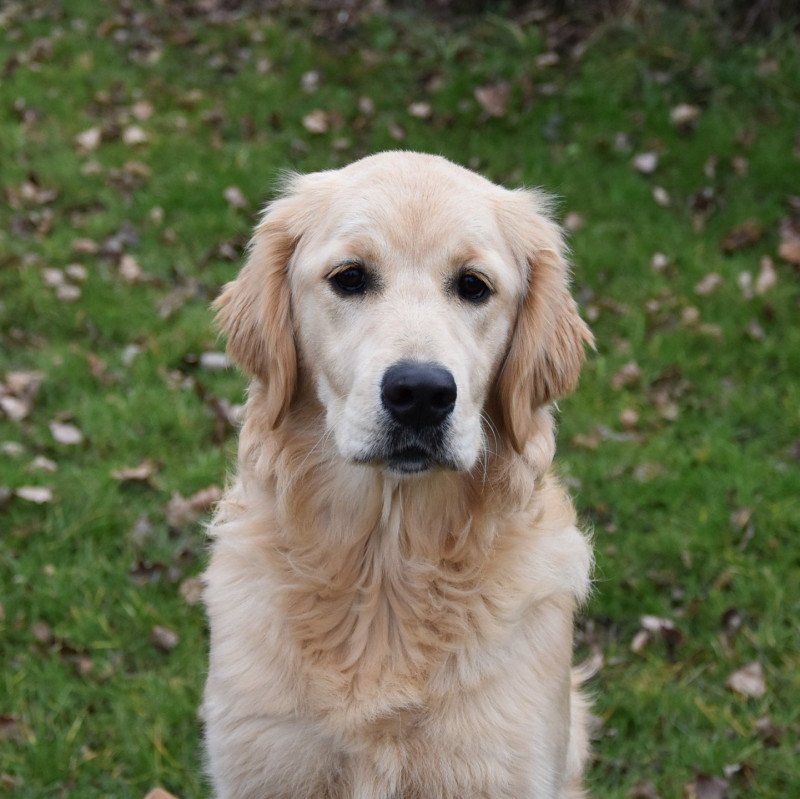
[652,186,671,207]
[302,109,329,134]
[122,125,148,146]
[75,127,102,152]
[387,121,406,141]
[56,284,81,302]
[670,103,701,131]
[407,101,432,119]
[684,775,729,799]
[632,152,658,174]
[131,100,154,120]
[651,253,670,272]
[199,352,233,371]
[778,238,800,265]
[755,256,777,294]
[15,486,53,504]
[49,421,83,446]
[28,455,57,473]
[144,789,179,799]
[474,82,509,117]
[0,396,29,422]
[563,212,585,232]
[166,486,222,527]
[151,625,179,651]
[611,361,642,390]
[726,661,766,698]
[223,186,247,210]
[629,781,660,799]
[721,219,764,253]
[111,459,157,483]
[119,254,143,283]
[694,272,722,296]
[179,576,204,606]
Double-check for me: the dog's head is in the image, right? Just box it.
[215,152,592,475]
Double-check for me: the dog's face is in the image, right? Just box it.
[215,153,591,475]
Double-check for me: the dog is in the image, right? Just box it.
[203,151,594,798]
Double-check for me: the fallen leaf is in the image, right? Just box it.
[15,486,53,504]
[670,103,701,131]
[223,186,247,210]
[199,351,233,371]
[151,625,179,651]
[28,455,57,473]
[144,789,179,799]
[357,96,375,115]
[75,126,102,152]
[737,271,753,299]
[111,460,157,483]
[407,101,432,119]
[300,70,321,93]
[129,514,154,548]
[179,576,204,605]
[387,120,406,141]
[31,621,52,644]
[651,252,670,272]
[118,254,143,283]
[56,284,81,302]
[683,775,729,799]
[611,361,641,390]
[755,256,777,294]
[131,100,154,120]
[302,109,329,134]
[629,780,660,798]
[694,272,722,296]
[721,219,764,253]
[754,715,783,745]
[122,125,148,145]
[632,152,658,174]
[726,661,766,698]
[49,421,83,445]
[652,186,671,206]
[65,263,87,282]
[474,82,509,117]
[166,486,222,527]
[563,212,585,232]
[778,238,800,265]
[0,396,29,422]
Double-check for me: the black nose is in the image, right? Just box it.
[381,361,457,428]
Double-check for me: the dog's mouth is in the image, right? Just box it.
[355,438,460,475]
[385,445,434,474]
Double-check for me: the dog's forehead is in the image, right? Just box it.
[309,157,506,260]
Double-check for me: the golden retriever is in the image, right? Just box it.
[203,151,594,799]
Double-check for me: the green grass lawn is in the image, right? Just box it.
[1,2,799,796]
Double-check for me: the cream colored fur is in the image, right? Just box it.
[203,152,594,799]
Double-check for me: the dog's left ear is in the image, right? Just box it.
[213,182,309,429]
[496,189,594,454]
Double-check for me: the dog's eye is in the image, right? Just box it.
[331,265,367,294]
[457,272,491,302]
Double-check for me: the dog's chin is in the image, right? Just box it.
[353,446,465,477]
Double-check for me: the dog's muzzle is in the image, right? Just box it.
[376,360,457,474]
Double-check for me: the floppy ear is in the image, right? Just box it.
[496,190,594,453]
[213,192,303,429]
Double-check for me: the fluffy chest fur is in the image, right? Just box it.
[205,406,591,728]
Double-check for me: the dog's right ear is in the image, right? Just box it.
[213,183,308,429]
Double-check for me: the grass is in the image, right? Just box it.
[1,1,799,796]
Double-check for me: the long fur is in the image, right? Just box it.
[203,152,593,799]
